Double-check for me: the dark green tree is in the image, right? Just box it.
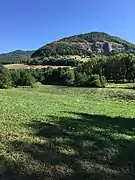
[0,66,12,88]
[19,70,35,86]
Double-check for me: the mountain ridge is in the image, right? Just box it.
[1,32,135,64]
[0,50,34,64]
[31,32,135,59]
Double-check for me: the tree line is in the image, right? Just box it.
[77,53,135,83]
[27,56,78,66]
[0,65,106,89]
[1,53,135,89]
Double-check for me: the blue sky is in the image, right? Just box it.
[0,0,135,53]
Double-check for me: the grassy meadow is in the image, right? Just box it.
[0,85,135,179]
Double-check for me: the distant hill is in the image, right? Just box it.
[31,32,135,59]
[0,50,34,64]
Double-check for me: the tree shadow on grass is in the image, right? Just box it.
[3,112,135,180]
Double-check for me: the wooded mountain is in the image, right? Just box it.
[0,50,33,64]
[1,32,135,65]
[31,32,135,59]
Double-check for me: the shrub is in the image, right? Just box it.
[19,70,36,86]
[63,69,75,86]
[0,66,12,88]
[75,72,88,86]
[100,76,107,88]
[88,74,102,88]
[11,70,21,87]
[11,70,36,87]
[30,82,41,88]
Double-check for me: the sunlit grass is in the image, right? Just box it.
[0,86,135,179]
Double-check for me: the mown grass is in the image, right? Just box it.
[0,86,135,179]
[107,83,134,89]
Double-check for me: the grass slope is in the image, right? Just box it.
[0,86,135,179]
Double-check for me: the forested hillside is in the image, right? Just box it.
[31,32,135,61]
[0,50,33,64]
[1,32,135,66]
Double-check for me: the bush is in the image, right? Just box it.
[89,75,102,88]
[19,70,36,86]
[74,73,106,88]
[0,66,12,88]
[30,82,41,88]
[11,70,21,87]
[75,72,88,86]
[62,69,75,86]
[100,76,107,88]
[87,74,106,88]
[11,69,36,87]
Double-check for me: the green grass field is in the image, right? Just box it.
[1,86,135,180]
